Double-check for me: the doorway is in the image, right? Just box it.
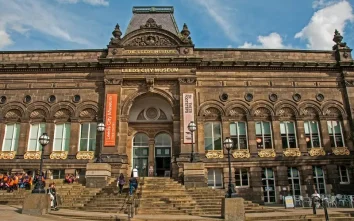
[154,133,171,177]
[133,133,149,177]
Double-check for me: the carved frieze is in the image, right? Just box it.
[258,149,276,158]
[178,78,196,85]
[50,151,68,160]
[140,18,162,29]
[125,35,174,47]
[283,148,301,157]
[308,148,326,156]
[24,151,41,160]
[232,150,250,158]
[0,151,16,160]
[332,147,350,156]
[76,151,94,160]
[104,78,122,85]
[205,150,224,159]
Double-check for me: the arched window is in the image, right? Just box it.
[155,133,171,149]
[133,133,149,147]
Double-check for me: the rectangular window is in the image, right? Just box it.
[207,169,223,188]
[327,121,345,147]
[288,167,301,196]
[280,121,297,148]
[255,121,272,149]
[230,122,248,150]
[204,122,222,151]
[338,166,350,184]
[79,123,97,151]
[2,124,20,151]
[52,170,65,179]
[304,121,321,148]
[27,123,46,151]
[313,166,326,194]
[235,169,249,187]
[53,123,71,151]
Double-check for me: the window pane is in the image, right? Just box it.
[55,124,63,139]
[3,140,12,151]
[256,122,262,135]
[214,137,222,150]
[327,121,333,134]
[213,123,221,139]
[238,122,246,135]
[79,139,88,151]
[310,122,318,134]
[28,140,37,151]
[280,122,286,134]
[205,138,213,151]
[230,123,237,136]
[30,124,39,140]
[5,124,14,139]
[54,139,62,151]
[81,124,89,139]
[287,122,295,134]
[204,122,212,137]
[88,138,96,151]
[89,123,97,139]
[304,122,310,134]
[263,122,271,135]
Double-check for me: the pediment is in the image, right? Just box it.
[122,31,179,47]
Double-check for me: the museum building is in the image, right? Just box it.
[0,6,354,203]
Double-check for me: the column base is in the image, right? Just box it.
[22,194,51,215]
[222,198,245,221]
[183,162,207,188]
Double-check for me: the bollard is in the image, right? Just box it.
[323,198,329,221]
[312,197,317,215]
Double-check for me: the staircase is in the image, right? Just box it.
[0,189,30,205]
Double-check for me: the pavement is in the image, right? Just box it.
[1,205,354,221]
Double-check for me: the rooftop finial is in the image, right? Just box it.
[333,29,343,45]
[180,23,192,44]
[109,24,122,46]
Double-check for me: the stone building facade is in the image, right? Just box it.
[0,6,354,203]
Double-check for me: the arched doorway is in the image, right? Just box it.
[133,133,149,177]
[155,133,172,177]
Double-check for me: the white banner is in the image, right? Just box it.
[183,93,195,144]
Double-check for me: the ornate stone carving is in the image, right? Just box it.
[254,108,271,118]
[109,24,122,46]
[332,147,350,156]
[301,107,317,117]
[232,150,250,158]
[30,109,46,119]
[76,151,95,160]
[178,78,196,84]
[229,108,246,117]
[146,78,154,91]
[203,107,221,117]
[140,18,162,29]
[308,148,326,156]
[24,151,41,160]
[0,151,16,160]
[54,109,70,119]
[283,148,301,157]
[179,23,192,44]
[205,150,224,159]
[5,110,21,120]
[258,149,276,158]
[125,35,174,47]
[50,151,68,160]
[104,78,122,85]
[325,107,341,117]
[79,108,97,119]
[278,107,295,118]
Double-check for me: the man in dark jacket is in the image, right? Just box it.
[129,177,138,195]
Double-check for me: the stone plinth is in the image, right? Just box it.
[222,198,245,221]
[22,194,51,215]
[85,163,111,188]
[183,163,207,188]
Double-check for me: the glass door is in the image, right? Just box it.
[133,133,149,177]
[155,134,171,177]
[262,168,276,203]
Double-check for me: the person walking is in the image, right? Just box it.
[129,176,138,196]
[117,173,125,194]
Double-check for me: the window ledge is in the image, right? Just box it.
[339,182,350,185]
[258,149,276,158]
[50,151,68,160]
[232,150,250,158]
[332,147,350,156]
[76,151,94,160]
[308,148,326,157]
[283,148,301,157]
[235,186,250,189]
[24,151,41,160]
[0,151,16,160]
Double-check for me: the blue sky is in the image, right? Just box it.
[0,0,353,51]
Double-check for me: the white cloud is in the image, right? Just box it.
[0,0,95,49]
[57,0,109,6]
[194,0,238,42]
[312,0,337,9]
[239,32,290,49]
[295,1,354,50]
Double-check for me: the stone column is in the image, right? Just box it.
[197,119,204,154]
[296,119,307,155]
[0,123,5,150]
[300,165,314,197]
[325,164,339,194]
[247,119,257,157]
[223,167,235,191]
[222,117,230,154]
[69,121,80,156]
[183,162,207,188]
[18,122,29,156]
[148,139,155,172]
[272,118,282,155]
[249,167,263,204]
[276,166,289,203]
[319,118,331,152]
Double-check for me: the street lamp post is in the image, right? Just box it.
[223,137,234,198]
[96,122,105,163]
[187,121,197,163]
[32,133,50,194]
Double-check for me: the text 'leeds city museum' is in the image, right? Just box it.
[0,6,354,204]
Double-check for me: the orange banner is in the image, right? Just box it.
[104,94,117,146]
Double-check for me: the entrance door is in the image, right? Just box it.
[155,133,171,177]
[133,133,149,177]
[262,168,276,203]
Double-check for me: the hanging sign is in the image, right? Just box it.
[104,94,117,146]
[183,93,194,144]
